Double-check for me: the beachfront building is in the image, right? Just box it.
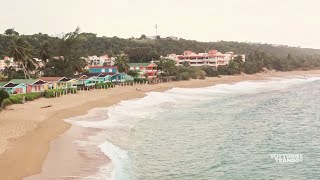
[166,49,245,69]
[57,77,78,88]
[129,62,158,79]
[0,82,27,94]
[0,56,17,71]
[111,73,134,82]
[85,55,114,66]
[89,66,118,74]
[96,73,113,83]
[40,77,79,89]
[40,77,67,89]
[10,79,48,93]
[75,75,98,87]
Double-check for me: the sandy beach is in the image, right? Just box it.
[1,69,320,180]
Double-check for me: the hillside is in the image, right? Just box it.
[1,33,320,63]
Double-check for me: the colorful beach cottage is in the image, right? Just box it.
[75,75,97,87]
[40,77,66,89]
[110,73,134,82]
[40,77,77,89]
[10,79,47,93]
[96,73,113,83]
[129,62,158,78]
[0,82,27,94]
[58,77,78,88]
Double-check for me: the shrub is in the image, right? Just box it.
[44,89,65,98]
[105,82,114,87]
[178,72,190,80]
[201,66,219,77]
[24,92,41,101]
[9,95,24,104]
[95,82,114,89]
[2,98,12,108]
[134,78,147,83]
[190,72,199,79]
[199,72,206,79]
[44,90,54,98]
[0,89,9,106]
[67,88,77,94]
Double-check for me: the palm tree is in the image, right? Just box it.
[8,38,37,79]
[38,42,50,64]
[114,55,130,73]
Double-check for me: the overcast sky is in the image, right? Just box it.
[1,0,320,48]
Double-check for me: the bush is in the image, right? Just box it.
[190,72,199,79]
[2,98,12,108]
[24,92,41,101]
[0,89,9,106]
[134,78,147,83]
[44,89,55,98]
[95,82,114,89]
[44,89,65,98]
[201,66,219,77]
[178,72,191,80]
[9,95,24,104]
[67,88,77,94]
[199,72,206,79]
[44,88,78,98]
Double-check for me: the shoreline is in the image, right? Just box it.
[1,69,320,179]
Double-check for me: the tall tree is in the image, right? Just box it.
[38,41,50,63]
[4,28,19,36]
[44,27,86,77]
[114,55,129,73]
[156,59,177,76]
[8,38,37,79]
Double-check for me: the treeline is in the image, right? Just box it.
[2,29,320,63]
[220,51,320,75]
[156,51,320,81]
[1,28,320,77]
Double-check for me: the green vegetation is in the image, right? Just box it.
[24,92,42,101]
[2,98,12,108]
[114,55,130,73]
[134,78,147,83]
[4,28,19,36]
[7,92,42,104]
[1,28,320,80]
[44,88,77,98]
[8,38,36,79]
[43,27,87,77]
[156,59,178,76]
[8,95,24,104]
[0,89,9,107]
[127,70,140,78]
[95,82,114,89]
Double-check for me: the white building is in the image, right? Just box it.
[33,58,45,68]
[0,56,17,71]
[166,49,245,69]
[85,55,114,66]
[166,36,179,40]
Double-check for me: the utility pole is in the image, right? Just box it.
[155,24,158,36]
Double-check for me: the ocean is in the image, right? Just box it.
[67,76,320,180]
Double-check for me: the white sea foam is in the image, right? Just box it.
[98,142,130,180]
[66,76,320,179]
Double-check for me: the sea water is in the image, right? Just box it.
[67,76,320,180]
